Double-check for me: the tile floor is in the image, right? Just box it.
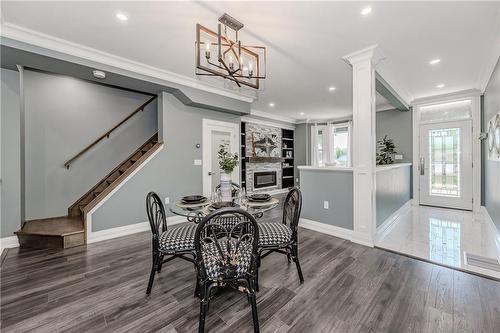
[376,205,500,279]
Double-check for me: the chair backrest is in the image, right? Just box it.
[146,192,167,239]
[282,187,302,237]
[195,208,259,281]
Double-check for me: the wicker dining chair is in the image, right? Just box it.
[256,187,304,288]
[145,191,197,295]
[195,208,260,333]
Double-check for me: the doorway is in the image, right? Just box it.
[419,120,473,210]
[202,119,239,197]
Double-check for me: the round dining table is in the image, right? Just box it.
[169,197,280,223]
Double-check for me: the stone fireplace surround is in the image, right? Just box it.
[245,122,282,193]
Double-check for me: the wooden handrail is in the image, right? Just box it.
[64,95,157,169]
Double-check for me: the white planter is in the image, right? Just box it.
[220,172,232,202]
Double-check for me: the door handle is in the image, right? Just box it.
[419,157,425,176]
[208,171,213,176]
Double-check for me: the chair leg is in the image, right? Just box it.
[198,283,209,333]
[194,274,201,298]
[157,254,164,273]
[249,290,260,333]
[286,249,292,264]
[255,253,261,292]
[291,245,304,283]
[146,254,159,295]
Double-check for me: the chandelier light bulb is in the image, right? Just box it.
[229,55,234,70]
[205,41,211,59]
[248,63,254,77]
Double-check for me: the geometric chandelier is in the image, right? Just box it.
[195,13,267,89]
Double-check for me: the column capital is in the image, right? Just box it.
[342,44,385,67]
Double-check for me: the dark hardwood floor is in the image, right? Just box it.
[2,208,500,332]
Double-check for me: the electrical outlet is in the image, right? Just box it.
[296,177,299,183]
[194,159,202,166]
[323,201,329,209]
[395,154,403,160]
[165,197,170,205]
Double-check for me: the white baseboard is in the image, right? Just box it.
[375,200,412,243]
[0,236,20,252]
[481,206,500,262]
[299,218,353,241]
[87,215,187,244]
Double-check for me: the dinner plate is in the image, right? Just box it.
[247,194,271,202]
[181,195,207,204]
[209,202,240,210]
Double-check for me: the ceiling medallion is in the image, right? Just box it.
[195,13,267,89]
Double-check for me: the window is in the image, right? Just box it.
[311,122,351,167]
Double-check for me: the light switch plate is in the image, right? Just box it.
[323,201,329,209]
[395,154,403,160]
[165,197,170,204]
[194,159,202,166]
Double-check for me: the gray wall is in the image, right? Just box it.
[294,123,307,185]
[483,58,500,232]
[299,169,353,230]
[376,165,412,227]
[1,68,21,237]
[376,109,413,163]
[23,70,158,220]
[91,93,241,231]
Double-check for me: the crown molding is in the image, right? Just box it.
[249,109,298,124]
[477,10,500,92]
[0,22,256,103]
[411,88,482,106]
[342,44,385,66]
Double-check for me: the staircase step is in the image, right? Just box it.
[15,216,85,249]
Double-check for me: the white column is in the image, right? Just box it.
[342,45,383,247]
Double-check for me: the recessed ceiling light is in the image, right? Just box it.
[116,12,128,21]
[269,102,275,107]
[436,83,445,88]
[328,86,337,92]
[300,112,305,116]
[429,58,441,65]
[361,7,372,15]
[92,70,106,79]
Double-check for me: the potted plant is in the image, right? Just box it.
[218,145,239,202]
[376,135,398,165]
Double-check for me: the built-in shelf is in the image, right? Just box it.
[282,128,295,189]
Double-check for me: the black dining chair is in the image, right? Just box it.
[145,191,197,295]
[256,187,304,288]
[195,208,260,333]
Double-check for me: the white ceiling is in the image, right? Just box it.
[1,1,499,120]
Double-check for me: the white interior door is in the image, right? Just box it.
[202,119,239,197]
[419,120,473,210]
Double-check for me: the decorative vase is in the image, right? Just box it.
[220,172,232,202]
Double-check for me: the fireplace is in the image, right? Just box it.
[253,171,277,189]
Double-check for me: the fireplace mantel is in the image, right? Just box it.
[246,157,285,163]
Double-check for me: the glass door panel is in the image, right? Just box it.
[420,120,472,210]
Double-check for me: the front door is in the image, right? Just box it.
[419,120,473,210]
[202,119,239,197]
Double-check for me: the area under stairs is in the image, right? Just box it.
[15,133,161,249]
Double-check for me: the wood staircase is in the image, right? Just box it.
[15,95,160,249]
[15,133,160,249]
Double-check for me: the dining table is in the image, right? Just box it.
[169,196,280,223]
